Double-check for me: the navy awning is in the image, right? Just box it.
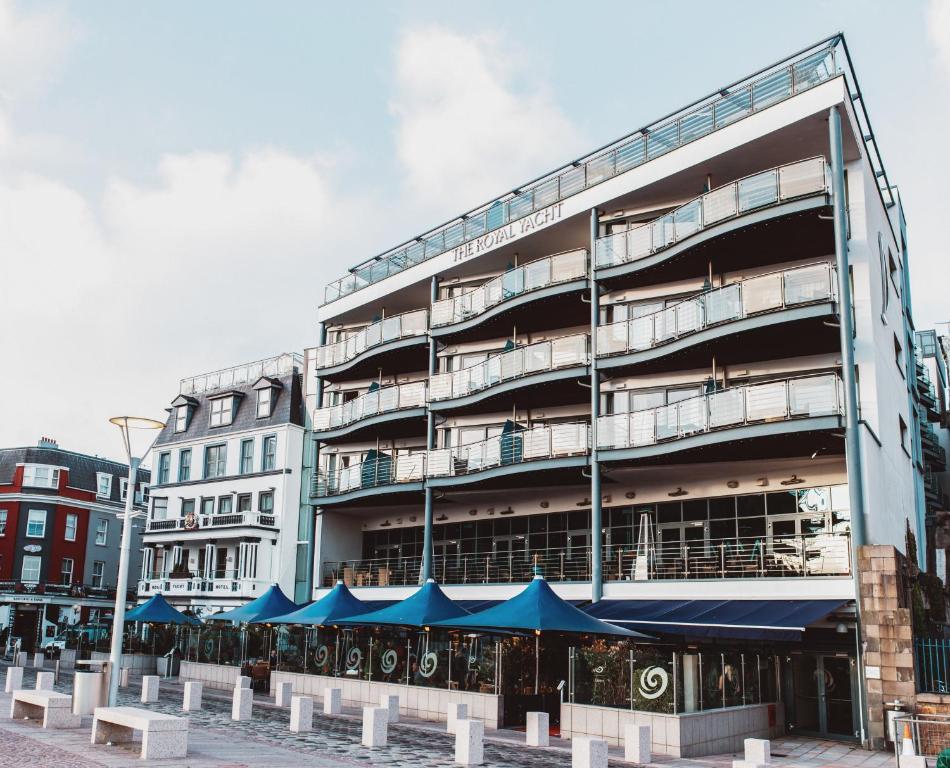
[126,594,201,626]
[584,599,849,641]
[209,584,300,625]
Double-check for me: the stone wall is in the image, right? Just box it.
[90,651,158,674]
[179,660,242,690]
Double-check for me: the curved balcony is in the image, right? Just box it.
[427,422,590,489]
[313,382,427,442]
[316,309,428,380]
[595,157,831,286]
[429,334,589,414]
[312,452,425,507]
[597,262,838,374]
[597,373,844,464]
[430,249,588,341]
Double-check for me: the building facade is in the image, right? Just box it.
[137,353,307,616]
[304,36,936,743]
[0,439,148,652]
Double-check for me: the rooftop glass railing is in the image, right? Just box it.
[324,41,842,305]
[313,451,426,497]
[313,381,427,432]
[597,373,843,451]
[596,262,837,357]
[316,309,428,369]
[180,353,303,395]
[430,249,587,328]
[429,334,589,402]
[427,422,590,479]
[594,157,830,269]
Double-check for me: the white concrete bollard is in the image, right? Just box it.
[183,681,203,711]
[274,680,293,707]
[455,719,484,766]
[16,652,28,668]
[141,675,159,703]
[624,724,651,764]
[232,687,253,721]
[901,758,927,768]
[362,706,388,747]
[33,653,44,668]
[238,675,251,689]
[447,702,468,734]
[119,667,130,688]
[572,736,608,768]
[380,693,399,723]
[5,666,23,693]
[323,687,341,715]
[526,711,549,747]
[733,737,771,768]
[290,695,313,733]
[35,671,54,691]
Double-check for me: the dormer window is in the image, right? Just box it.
[176,406,189,432]
[171,395,198,433]
[96,472,113,498]
[252,377,282,420]
[257,388,272,418]
[210,396,234,427]
[21,464,61,489]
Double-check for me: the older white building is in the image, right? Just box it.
[138,354,306,616]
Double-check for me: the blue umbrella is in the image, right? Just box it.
[126,594,201,626]
[209,584,299,625]
[264,581,369,626]
[335,579,469,628]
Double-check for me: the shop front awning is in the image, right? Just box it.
[584,599,849,641]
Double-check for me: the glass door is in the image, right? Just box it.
[789,655,856,739]
[768,513,829,575]
[493,535,528,581]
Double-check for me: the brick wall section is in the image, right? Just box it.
[858,544,915,749]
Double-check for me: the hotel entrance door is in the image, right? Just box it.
[789,654,857,739]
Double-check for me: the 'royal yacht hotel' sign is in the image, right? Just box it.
[451,202,565,263]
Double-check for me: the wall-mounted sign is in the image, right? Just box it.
[23,545,41,553]
[451,202,565,264]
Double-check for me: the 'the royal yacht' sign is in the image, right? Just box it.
[451,202,565,264]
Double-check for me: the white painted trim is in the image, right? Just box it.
[0,492,140,516]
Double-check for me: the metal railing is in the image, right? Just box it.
[320,532,850,587]
[313,381,427,432]
[324,40,840,304]
[144,512,278,532]
[316,309,428,369]
[597,373,843,451]
[917,638,950,694]
[595,157,830,268]
[596,262,837,356]
[430,249,587,327]
[427,422,590,478]
[429,334,589,401]
[894,714,950,766]
[313,452,426,496]
[180,352,302,395]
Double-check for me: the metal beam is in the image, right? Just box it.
[422,275,439,582]
[590,208,603,603]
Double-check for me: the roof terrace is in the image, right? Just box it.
[179,352,303,396]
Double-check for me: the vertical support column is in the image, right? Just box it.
[304,322,327,599]
[422,276,439,582]
[589,208,603,603]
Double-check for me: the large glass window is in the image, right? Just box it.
[26,509,47,538]
[262,435,277,471]
[95,518,108,546]
[21,555,41,584]
[91,561,105,588]
[21,465,60,489]
[151,498,168,521]
[64,512,78,541]
[60,557,74,586]
[157,452,170,485]
[204,444,227,479]
[178,448,192,482]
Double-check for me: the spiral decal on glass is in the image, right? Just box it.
[380,649,398,674]
[313,645,328,666]
[638,666,669,699]
[346,646,362,671]
[419,651,438,678]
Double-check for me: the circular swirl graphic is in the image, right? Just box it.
[380,649,398,674]
[418,651,438,678]
[638,666,669,700]
[346,647,362,671]
[593,665,605,674]
[203,639,214,658]
[313,645,328,666]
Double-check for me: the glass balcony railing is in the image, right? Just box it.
[595,157,830,269]
[429,334,589,402]
[324,41,842,305]
[430,249,587,328]
[313,452,426,497]
[313,382,426,432]
[316,309,428,369]
[428,422,590,478]
[180,353,303,395]
[597,373,843,451]
[596,262,837,357]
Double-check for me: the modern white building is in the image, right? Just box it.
[138,353,307,616]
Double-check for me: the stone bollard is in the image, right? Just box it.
[572,736,608,768]
[232,687,253,721]
[35,671,54,691]
[275,680,293,707]
[447,702,468,734]
[16,652,28,668]
[5,666,23,693]
[361,706,388,747]
[624,724,651,764]
[33,653,44,669]
[527,711,549,747]
[290,695,313,733]
[119,667,130,688]
[455,719,484,766]
[323,687,341,715]
[733,738,771,768]
[380,693,400,723]
[141,675,159,703]
[238,675,251,689]
[183,681,203,711]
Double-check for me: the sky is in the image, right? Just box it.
[1,0,948,464]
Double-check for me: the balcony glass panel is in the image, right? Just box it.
[779,157,828,200]
[317,310,428,368]
[702,185,739,226]
[708,388,745,429]
[737,169,779,212]
[715,89,752,128]
[615,136,645,173]
[680,105,714,143]
[647,121,678,159]
[788,375,840,416]
[315,452,424,497]
[742,273,784,315]
[752,68,792,109]
[673,199,702,240]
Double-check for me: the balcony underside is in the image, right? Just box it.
[317,335,429,382]
[430,279,588,344]
[429,366,589,416]
[313,407,428,443]
[143,527,279,544]
[599,415,844,468]
[596,196,832,291]
[312,482,425,510]
[428,455,589,492]
[599,303,839,377]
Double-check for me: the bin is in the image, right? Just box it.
[73,669,107,715]
[885,700,907,744]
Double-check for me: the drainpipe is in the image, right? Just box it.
[422,276,439,582]
[829,104,869,747]
[304,322,326,600]
[590,208,603,603]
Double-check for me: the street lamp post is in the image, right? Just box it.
[106,416,164,707]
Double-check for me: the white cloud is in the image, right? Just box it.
[391,24,582,213]
[928,0,950,78]
[0,0,76,103]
